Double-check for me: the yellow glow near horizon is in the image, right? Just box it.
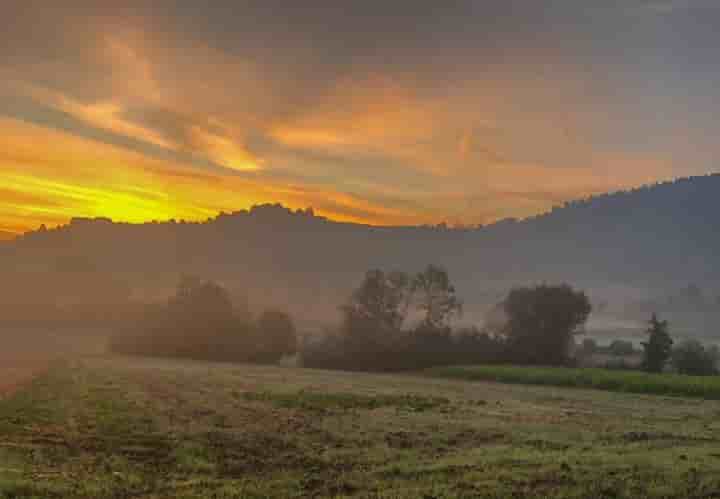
[0,116,419,236]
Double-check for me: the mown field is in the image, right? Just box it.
[2,357,720,498]
[427,365,720,400]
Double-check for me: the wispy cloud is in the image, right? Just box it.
[0,1,715,233]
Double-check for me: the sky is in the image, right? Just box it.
[2,1,719,237]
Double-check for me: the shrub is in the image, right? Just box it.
[110,277,297,364]
[672,340,718,376]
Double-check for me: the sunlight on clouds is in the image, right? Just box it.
[190,127,263,172]
[269,76,435,154]
[0,117,420,235]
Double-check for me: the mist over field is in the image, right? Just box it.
[2,175,720,348]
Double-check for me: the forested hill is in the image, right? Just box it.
[2,174,719,319]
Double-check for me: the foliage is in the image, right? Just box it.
[254,310,297,362]
[672,339,718,376]
[499,284,592,366]
[580,338,597,354]
[110,277,296,364]
[303,266,501,371]
[412,264,462,329]
[302,325,502,372]
[641,314,673,373]
[341,269,411,333]
[429,364,720,399]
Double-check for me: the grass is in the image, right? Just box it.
[2,356,720,497]
[242,390,450,413]
[426,364,720,399]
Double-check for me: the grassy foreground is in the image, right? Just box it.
[426,365,720,400]
[2,357,720,498]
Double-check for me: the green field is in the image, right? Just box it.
[2,357,720,498]
[427,365,720,400]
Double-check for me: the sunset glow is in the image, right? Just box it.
[2,2,718,237]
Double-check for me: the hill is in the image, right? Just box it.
[2,175,720,334]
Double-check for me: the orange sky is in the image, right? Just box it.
[2,2,717,238]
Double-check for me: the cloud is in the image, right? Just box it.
[1,1,717,233]
[189,126,263,172]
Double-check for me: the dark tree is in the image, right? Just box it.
[341,269,411,334]
[256,310,297,362]
[170,275,234,321]
[671,339,717,376]
[641,314,673,373]
[501,284,592,366]
[110,277,286,364]
[412,264,462,329]
[581,338,598,354]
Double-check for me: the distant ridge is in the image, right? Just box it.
[2,174,720,324]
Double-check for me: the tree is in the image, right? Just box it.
[256,310,297,362]
[501,284,592,365]
[257,310,297,361]
[110,277,290,364]
[412,264,462,329]
[641,314,673,373]
[671,339,717,376]
[581,338,598,355]
[341,269,411,333]
[170,275,234,321]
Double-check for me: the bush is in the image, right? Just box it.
[427,364,720,399]
[301,266,500,372]
[301,326,503,372]
[110,277,297,364]
[672,340,718,376]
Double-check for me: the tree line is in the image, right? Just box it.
[110,266,719,376]
[110,276,296,364]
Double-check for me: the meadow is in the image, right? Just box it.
[2,357,720,498]
[427,365,720,400]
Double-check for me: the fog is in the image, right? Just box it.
[3,176,720,374]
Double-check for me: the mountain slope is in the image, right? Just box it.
[2,175,719,323]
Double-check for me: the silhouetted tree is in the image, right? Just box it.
[500,284,591,366]
[255,310,297,362]
[331,270,412,369]
[641,314,673,373]
[581,338,598,354]
[302,266,502,371]
[171,275,234,321]
[671,339,717,376]
[412,264,462,329]
[341,269,411,334]
[110,277,295,364]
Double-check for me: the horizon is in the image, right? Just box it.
[4,2,720,235]
[0,173,709,241]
